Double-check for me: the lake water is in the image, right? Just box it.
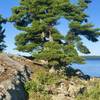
[72,58,100,77]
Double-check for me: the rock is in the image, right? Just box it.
[49,78,87,100]
[40,60,48,65]
[57,82,68,95]
[0,85,6,100]
[75,69,84,77]
[68,82,85,98]
[52,82,74,100]
[0,53,93,100]
[49,67,56,73]
[0,54,32,100]
[0,65,5,75]
[83,75,90,80]
[52,94,71,100]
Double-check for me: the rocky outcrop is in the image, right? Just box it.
[50,80,86,100]
[0,53,33,100]
[0,53,98,100]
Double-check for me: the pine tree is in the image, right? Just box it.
[9,0,100,70]
[0,15,6,52]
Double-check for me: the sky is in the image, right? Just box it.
[0,0,100,55]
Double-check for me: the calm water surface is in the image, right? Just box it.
[72,59,100,77]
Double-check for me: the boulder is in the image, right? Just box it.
[0,54,32,100]
[68,82,85,97]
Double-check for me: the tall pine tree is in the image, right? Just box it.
[0,15,6,52]
[9,0,100,70]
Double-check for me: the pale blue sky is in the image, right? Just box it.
[0,0,100,55]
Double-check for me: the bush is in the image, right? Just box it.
[24,70,66,100]
[76,81,100,100]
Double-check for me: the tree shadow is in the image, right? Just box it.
[8,82,29,100]
[65,66,90,80]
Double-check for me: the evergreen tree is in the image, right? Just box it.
[9,0,100,70]
[0,15,6,52]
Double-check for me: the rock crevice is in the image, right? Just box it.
[0,54,32,100]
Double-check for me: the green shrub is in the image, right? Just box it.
[76,81,100,100]
[29,92,51,100]
[24,69,67,100]
[25,80,44,93]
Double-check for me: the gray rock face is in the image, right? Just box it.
[0,54,32,100]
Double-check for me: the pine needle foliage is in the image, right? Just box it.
[0,15,6,52]
[9,0,100,69]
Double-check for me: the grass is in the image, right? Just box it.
[24,63,100,100]
[76,79,100,100]
[24,65,66,100]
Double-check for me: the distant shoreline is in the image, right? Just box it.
[81,56,100,59]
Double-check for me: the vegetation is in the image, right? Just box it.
[0,0,100,100]
[0,15,6,52]
[9,0,100,70]
[24,63,100,100]
[76,79,100,100]
[25,68,66,100]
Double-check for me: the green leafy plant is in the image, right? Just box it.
[24,69,66,100]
